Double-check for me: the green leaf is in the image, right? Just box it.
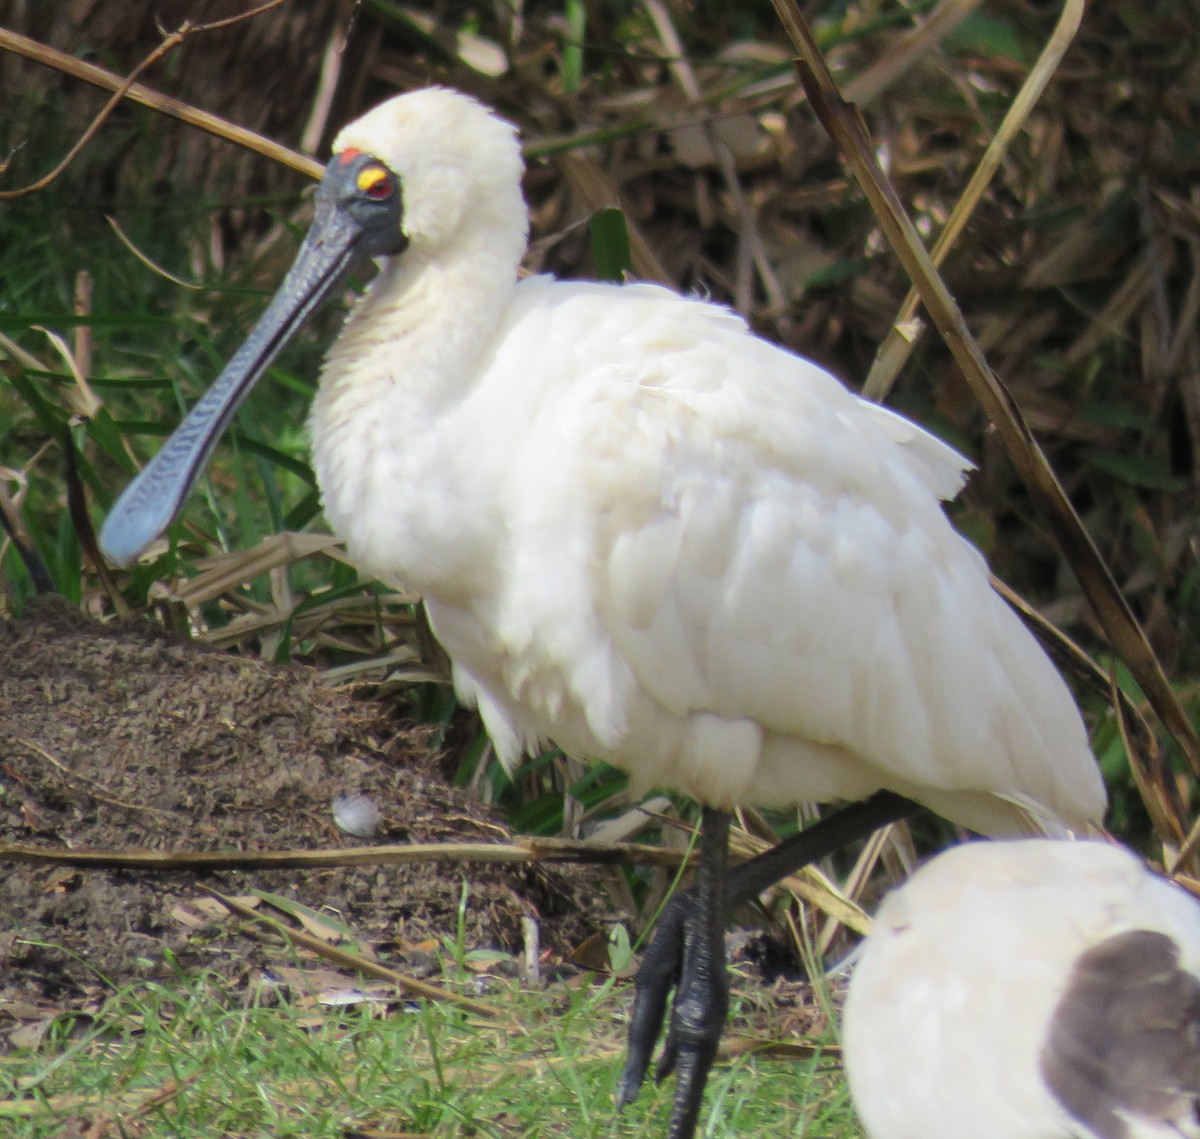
[562,0,586,93]
[283,488,323,530]
[1081,400,1156,432]
[804,257,868,288]
[1090,452,1186,491]
[588,208,633,283]
[944,11,1028,65]
[607,923,634,974]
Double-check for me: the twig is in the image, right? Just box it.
[0,835,693,872]
[0,23,321,186]
[863,0,1086,400]
[0,24,186,200]
[993,576,1187,851]
[0,485,55,595]
[0,5,294,200]
[105,215,205,290]
[14,737,170,818]
[202,887,504,1019]
[645,0,787,318]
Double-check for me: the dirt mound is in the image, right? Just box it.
[0,596,607,1019]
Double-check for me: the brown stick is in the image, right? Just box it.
[0,835,691,872]
[0,25,322,184]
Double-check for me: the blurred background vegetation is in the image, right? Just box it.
[2,0,1199,880]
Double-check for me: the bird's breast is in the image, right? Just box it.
[308,368,492,597]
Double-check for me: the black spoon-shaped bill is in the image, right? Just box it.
[99,151,407,566]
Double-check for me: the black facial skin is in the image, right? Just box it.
[100,152,408,566]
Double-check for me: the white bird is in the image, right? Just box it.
[843,839,1200,1139]
[99,88,1107,1138]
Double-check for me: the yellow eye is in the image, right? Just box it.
[356,165,394,200]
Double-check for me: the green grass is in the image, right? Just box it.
[1,970,857,1138]
[0,108,333,610]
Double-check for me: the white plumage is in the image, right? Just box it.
[307,89,1104,833]
[98,85,1114,1139]
[843,839,1200,1139]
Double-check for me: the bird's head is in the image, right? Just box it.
[99,88,527,567]
[332,87,526,256]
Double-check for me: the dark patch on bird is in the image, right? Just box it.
[1040,927,1200,1139]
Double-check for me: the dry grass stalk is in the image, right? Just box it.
[863,0,1087,401]
[203,886,505,1019]
[0,835,689,872]
[0,24,322,183]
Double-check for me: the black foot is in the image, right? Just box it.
[617,886,691,1110]
[618,882,731,1137]
[633,806,729,1139]
[660,895,729,1138]
[617,791,916,1138]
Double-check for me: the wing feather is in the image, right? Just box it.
[459,279,1104,830]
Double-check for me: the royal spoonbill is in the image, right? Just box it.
[843,839,1200,1139]
[99,87,1107,1139]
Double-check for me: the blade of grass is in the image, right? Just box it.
[588,208,633,282]
[0,835,693,872]
[843,0,985,106]
[562,0,587,93]
[992,575,1187,849]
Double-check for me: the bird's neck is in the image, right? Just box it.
[337,229,519,400]
[308,226,522,592]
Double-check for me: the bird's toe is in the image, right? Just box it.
[618,892,691,1107]
[661,961,729,1139]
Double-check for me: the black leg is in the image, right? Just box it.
[618,790,917,1136]
[660,806,730,1139]
[723,790,916,909]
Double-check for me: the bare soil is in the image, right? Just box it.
[0,596,608,1036]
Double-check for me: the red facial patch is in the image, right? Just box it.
[337,147,364,165]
